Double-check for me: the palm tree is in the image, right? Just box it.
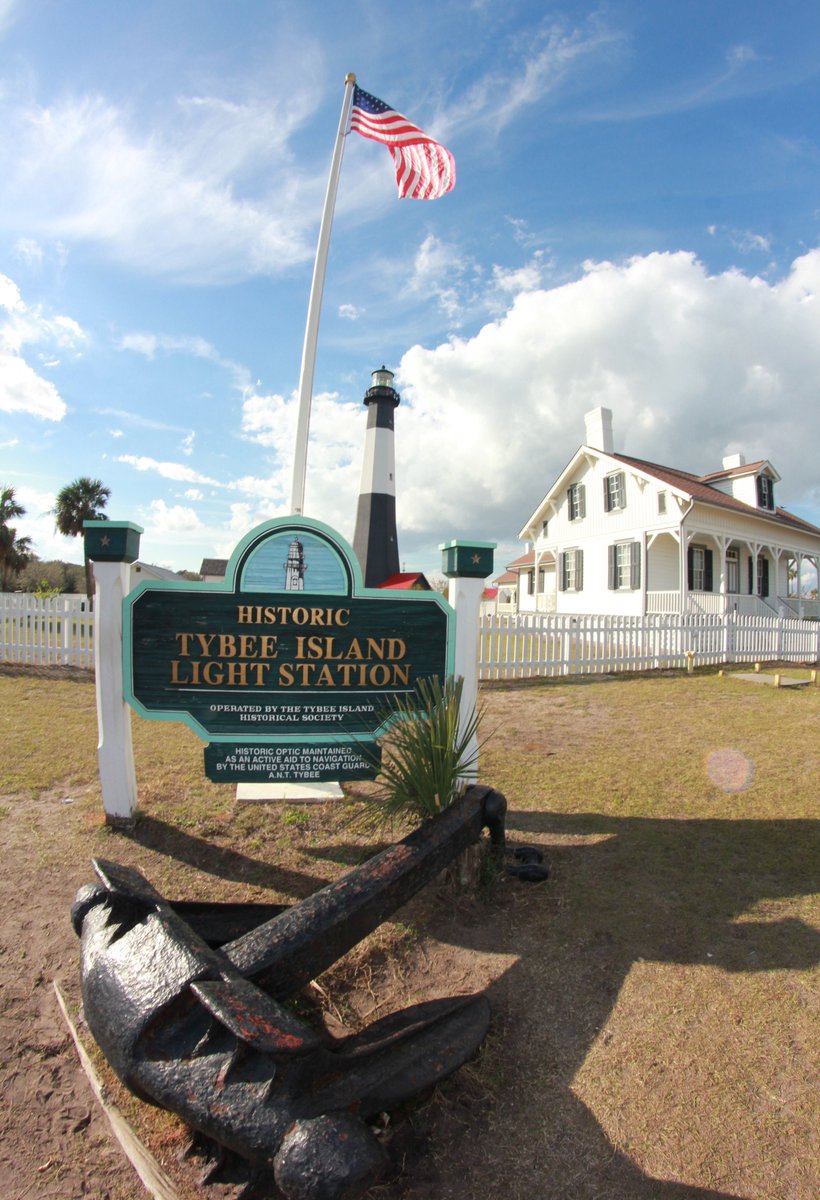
[53,477,111,605]
[0,485,34,591]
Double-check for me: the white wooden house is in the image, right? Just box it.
[517,407,820,618]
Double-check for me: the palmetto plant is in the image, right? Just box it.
[366,675,483,827]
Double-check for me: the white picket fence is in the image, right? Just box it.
[478,611,820,680]
[3,593,819,680]
[0,593,94,669]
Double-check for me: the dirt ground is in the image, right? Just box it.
[1,667,817,1200]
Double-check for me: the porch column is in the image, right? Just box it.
[716,535,730,616]
[680,528,690,613]
[749,541,760,600]
[795,552,804,618]
[771,547,783,613]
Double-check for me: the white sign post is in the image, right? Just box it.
[440,540,496,783]
[85,521,142,824]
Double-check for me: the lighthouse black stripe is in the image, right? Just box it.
[366,402,395,431]
[353,492,399,587]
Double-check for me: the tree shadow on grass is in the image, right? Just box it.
[123,813,332,897]
[411,811,820,1200]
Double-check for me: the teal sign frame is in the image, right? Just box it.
[123,518,453,780]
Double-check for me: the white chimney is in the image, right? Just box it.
[722,453,746,470]
[584,406,614,454]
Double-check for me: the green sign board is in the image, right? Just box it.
[203,740,381,783]
[124,518,453,782]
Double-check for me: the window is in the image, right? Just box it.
[559,548,583,591]
[756,475,775,511]
[748,555,770,597]
[726,548,739,594]
[657,491,667,515]
[541,518,549,536]
[608,541,641,590]
[603,471,626,512]
[687,544,713,592]
[567,482,586,521]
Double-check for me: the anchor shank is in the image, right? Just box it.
[224,785,504,999]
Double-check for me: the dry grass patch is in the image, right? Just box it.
[1,663,817,1199]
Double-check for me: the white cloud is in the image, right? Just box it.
[354,248,820,560]
[0,272,85,420]
[0,0,18,36]
[13,237,43,268]
[726,44,758,69]
[146,499,203,532]
[0,86,325,284]
[0,351,66,419]
[448,13,627,138]
[406,234,479,320]
[41,247,820,577]
[115,454,221,486]
[492,252,548,295]
[240,390,294,452]
[338,303,363,321]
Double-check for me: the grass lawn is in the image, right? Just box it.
[0,664,817,1199]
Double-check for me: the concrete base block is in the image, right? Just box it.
[236,781,344,804]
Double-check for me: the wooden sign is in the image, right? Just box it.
[123,518,453,782]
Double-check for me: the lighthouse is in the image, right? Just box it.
[353,366,401,587]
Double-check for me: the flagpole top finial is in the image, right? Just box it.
[346,73,357,85]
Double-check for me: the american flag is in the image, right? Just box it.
[349,86,455,200]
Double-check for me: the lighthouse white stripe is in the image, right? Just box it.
[358,427,396,496]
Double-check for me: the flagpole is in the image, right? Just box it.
[290,72,357,516]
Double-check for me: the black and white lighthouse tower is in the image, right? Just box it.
[353,366,401,587]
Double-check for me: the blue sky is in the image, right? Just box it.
[3,0,820,580]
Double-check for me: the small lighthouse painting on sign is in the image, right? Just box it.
[242,528,347,594]
[284,537,306,590]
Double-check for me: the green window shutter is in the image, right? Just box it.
[687,545,694,591]
[608,544,617,590]
[577,549,584,591]
[630,541,641,590]
[704,549,713,592]
[559,551,567,591]
[603,477,612,512]
[761,557,769,596]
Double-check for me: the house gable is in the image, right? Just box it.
[700,455,781,513]
[519,447,690,543]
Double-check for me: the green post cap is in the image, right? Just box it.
[83,520,144,564]
[439,540,496,579]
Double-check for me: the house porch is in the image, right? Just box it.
[645,530,820,619]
